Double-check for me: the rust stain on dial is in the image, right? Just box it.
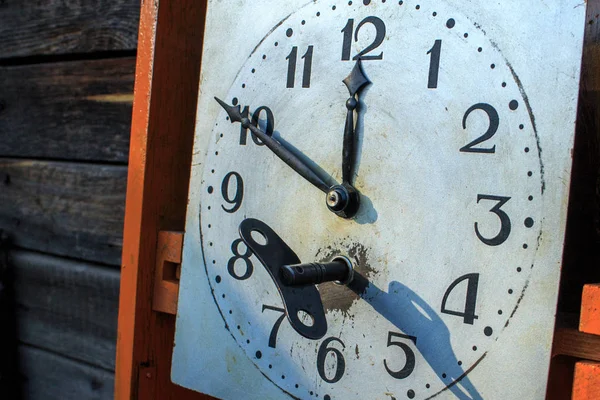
[315,240,378,314]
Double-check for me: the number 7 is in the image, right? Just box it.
[262,305,286,348]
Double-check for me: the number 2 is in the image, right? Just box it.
[460,103,500,153]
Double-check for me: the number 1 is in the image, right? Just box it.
[427,39,442,89]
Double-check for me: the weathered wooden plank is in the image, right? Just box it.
[0,58,135,162]
[19,345,114,400]
[11,250,119,371]
[0,0,139,59]
[0,159,126,265]
[553,327,600,362]
[0,232,20,396]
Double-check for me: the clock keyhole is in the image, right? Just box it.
[250,229,268,246]
[297,310,315,327]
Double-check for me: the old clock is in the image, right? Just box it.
[172,1,586,399]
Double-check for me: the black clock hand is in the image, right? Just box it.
[239,218,354,340]
[214,97,329,193]
[341,59,370,186]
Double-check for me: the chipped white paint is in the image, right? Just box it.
[173,1,586,399]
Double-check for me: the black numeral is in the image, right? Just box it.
[460,103,499,153]
[286,45,314,88]
[384,332,417,379]
[221,172,244,213]
[441,273,480,325]
[262,305,286,348]
[227,238,253,280]
[427,39,442,89]
[475,195,512,246]
[341,17,386,61]
[317,337,346,383]
[239,106,275,146]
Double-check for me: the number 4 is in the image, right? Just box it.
[441,273,480,325]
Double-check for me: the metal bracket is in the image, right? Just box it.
[152,231,183,315]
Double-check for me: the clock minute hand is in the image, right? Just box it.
[341,59,370,186]
[215,97,329,193]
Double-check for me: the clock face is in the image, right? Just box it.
[197,1,544,399]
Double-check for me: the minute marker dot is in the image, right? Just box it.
[524,218,534,228]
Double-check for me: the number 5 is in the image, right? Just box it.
[384,332,417,379]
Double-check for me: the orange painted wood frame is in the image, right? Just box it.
[115,1,212,399]
[572,361,600,399]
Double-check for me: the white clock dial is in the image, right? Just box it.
[197,1,543,399]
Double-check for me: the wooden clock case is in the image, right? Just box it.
[115,1,600,399]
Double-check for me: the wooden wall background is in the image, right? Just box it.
[0,1,139,399]
[0,1,597,400]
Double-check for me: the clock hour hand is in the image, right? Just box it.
[214,97,330,194]
[319,60,371,219]
[341,59,370,186]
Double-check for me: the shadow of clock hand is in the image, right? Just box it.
[348,273,483,400]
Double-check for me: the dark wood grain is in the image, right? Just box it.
[0,0,139,59]
[11,250,119,371]
[19,345,114,400]
[553,327,600,361]
[0,159,126,265]
[0,58,135,162]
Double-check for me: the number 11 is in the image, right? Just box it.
[286,45,314,88]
